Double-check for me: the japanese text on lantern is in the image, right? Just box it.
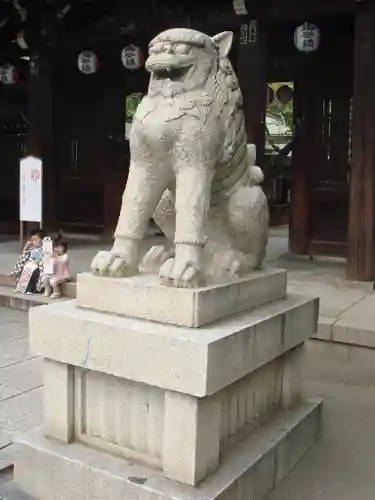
[121,45,143,70]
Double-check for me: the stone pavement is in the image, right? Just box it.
[269,340,375,500]
[0,308,43,477]
[269,381,375,500]
[1,308,375,497]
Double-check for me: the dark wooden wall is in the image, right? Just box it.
[0,74,28,233]
[282,15,354,257]
[49,2,238,235]
[52,42,149,235]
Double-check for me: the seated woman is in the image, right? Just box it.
[11,229,46,294]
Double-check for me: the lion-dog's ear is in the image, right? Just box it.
[212,31,233,58]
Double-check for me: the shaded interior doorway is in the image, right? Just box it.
[264,82,294,227]
[266,14,353,258]
[0,86,28,234]
[53,41,149,236]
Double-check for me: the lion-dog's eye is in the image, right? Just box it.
[149,42,164,54]
[174,43,190,55]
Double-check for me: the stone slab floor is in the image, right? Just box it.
[0,308,43,475]
[1,307,375,499]
[269,343,375,500]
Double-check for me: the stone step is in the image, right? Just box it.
[0,481,35,500]
[0,275,14,288]
[11,400,322,500]
[0,274,76,312]
[0,286,52,311]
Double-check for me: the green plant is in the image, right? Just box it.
[266,82,293,153]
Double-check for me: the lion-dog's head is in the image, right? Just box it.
[146,28,233,98]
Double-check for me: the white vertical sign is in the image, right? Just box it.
[20,156,43,222]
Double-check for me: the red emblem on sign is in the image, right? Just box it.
[31,169,40,181]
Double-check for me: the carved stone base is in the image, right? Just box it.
[76,269,287,327]
[30,294,317,398]
[10,267,322,500]
[12,400,321,500]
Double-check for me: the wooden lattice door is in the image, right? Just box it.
[309,83,352,257]
[290,59,352,258]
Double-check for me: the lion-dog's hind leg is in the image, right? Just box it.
[226,183,269,270]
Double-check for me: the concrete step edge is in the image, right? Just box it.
[0,274,76,299]
[0,280,75,312]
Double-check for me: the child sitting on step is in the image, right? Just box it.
[13,229,46,294]
[42,238,71,299]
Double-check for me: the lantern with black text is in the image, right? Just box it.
[121,45,143,70]
[77,51,99,75]
[0,64,18,84]
[294,23,320,53]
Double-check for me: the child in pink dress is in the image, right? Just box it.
[42,239,71,299]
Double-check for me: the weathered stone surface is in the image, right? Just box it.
[0,425,13,450]
[163,391,221,485]
[0,481,35,500]
[314,316,335,341]
[43,360,74,444]
[30,294,317,398]
[37,346,307,486]
[0,388,42,434]
[11,36,323,489]
[77,268,287,327]
[13,400,321,500]
[27,277,320,490]
[91,29,269,287]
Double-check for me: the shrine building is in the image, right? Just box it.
[0,0,373,280]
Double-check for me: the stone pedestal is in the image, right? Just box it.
[11,268,322,500]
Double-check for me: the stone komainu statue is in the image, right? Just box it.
[92,28,269,287]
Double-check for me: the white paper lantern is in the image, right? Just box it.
[77,51,99,75]
[294,23,320,53]
[232,0,247,16]
[121,45,143,70]
[0,64,18,84]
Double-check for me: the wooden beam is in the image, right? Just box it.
[347,2,375,281]
[266,0,356,19]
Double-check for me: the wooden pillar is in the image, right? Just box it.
[347,2,375,280]
[236,15,267,167]
[27,55,58,234]
[288,62,317,255]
